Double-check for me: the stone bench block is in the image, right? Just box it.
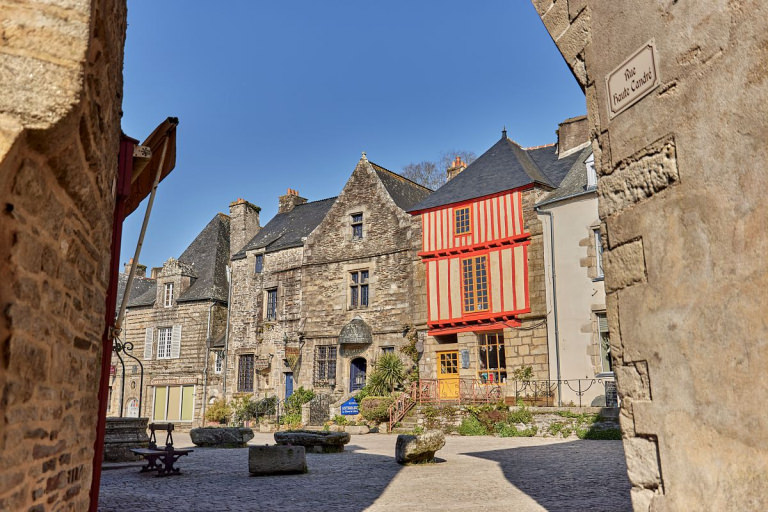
[190,427,254,448]
[274,430,350,453]
[248,445,307,476]
[395,431,445,465]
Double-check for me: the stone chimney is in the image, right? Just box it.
[123,258,147,278]
[150,267,161,279]
[446,156,468,182]
[556,115,590,158]
[229,198,261,258]
[278,188,307,214]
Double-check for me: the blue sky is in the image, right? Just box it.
[120,1,585,270]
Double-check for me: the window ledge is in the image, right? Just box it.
[595,372,615,379]
[592,276,604,282]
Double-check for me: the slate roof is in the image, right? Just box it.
[536,147,595,206]
[177,213,231,303]
[116,272,156,312]
[126,213,231,307]
[232,197,337,260]
[370,162,432,211]
[408,134,584,213]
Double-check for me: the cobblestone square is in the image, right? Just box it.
[99,433,632,511]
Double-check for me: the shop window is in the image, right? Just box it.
[152,386,194,422]
[478,332,506,384]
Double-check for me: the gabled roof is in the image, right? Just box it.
[126,213,231,307]
[177,213,231,303]
[232,197,336,260]
[536,147,594,206]
[408,134,583,213]
[117,273,156,310]
[370,162,432,210]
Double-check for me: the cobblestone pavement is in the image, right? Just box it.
[99,433,632,512]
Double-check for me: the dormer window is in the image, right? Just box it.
[351,213,363,239]
[586,153,597,189]
[163,283,174,307]
[254,254,263,274]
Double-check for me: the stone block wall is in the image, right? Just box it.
[0,1,127,509]
[535,1,768,509]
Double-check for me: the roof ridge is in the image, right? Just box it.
[524,142,556,150]
[293,196,337,207]
[369,161,432,191]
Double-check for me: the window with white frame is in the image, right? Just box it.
[381,346,395,354]
[157,327,172,359]
[215,351,224,374]
[265,288,277,320]
[349,270,369,308]
[586,153,597,189]
[594,228,604,279]
[163,282,174,307]
[351,213,363,239]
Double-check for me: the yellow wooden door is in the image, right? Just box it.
[437,351,459,399]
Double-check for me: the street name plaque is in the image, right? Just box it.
[606,40,660,118]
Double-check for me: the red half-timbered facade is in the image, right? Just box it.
[418,187,532,334]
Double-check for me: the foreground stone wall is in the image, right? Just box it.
[535,1,768,509]
[0,1,127,510]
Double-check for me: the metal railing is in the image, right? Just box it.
[512,378,615,408]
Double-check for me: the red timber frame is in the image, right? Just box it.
[412,185,533,335]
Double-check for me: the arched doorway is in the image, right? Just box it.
[350,358,367,392]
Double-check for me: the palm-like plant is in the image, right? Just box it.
[372,353,405,394]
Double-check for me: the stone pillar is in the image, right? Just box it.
[534,1,768,510]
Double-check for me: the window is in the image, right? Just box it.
[238,354,255,392]
[381,346,394,354]
[163,282,174,307]
[215,351,223,374]
[351,213,363,239]
[594,228,604,279]
[265,288,277,320]
[107,387,112,413]
[598,313,612,373]
[586,153,597,189]
[314,346,337,386]
[254,254,263,274]
[455,207,471,235]
[478,332,506,384]
[157,327,172,359]
[350,270,369,308]
[462,256,489,313]
[152,385,194,422]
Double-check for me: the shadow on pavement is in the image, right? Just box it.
[462,440,633,512]
[99,447,403,512]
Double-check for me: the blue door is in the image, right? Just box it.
[350,358,367,392]
[285,372,294,399]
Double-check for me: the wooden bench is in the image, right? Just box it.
[130,423,193,476]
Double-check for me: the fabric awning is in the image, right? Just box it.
[124,117,178,216]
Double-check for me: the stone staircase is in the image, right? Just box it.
[390,406,427,434]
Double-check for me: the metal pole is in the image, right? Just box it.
[222,266,232,397]
[535,206,562,406]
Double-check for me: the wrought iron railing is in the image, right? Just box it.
[512,378,615,408]
[388,384,416,432]
[112,335,144,417]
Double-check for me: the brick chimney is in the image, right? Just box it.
[123,258,147,277]
[278,188,307,214]
[556,115,589,158]
[229,198,261,258]
[446,156,468,182]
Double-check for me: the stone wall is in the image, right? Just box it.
[0,1,127,509]
[534,1,768,509]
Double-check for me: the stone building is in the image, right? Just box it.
[408,125,586,403]
[0,1,129,510]
[534,1,768,510]
[227,194,334,401]
[111,214,231,430]
[535,116,613,407]
[227,155,430,405]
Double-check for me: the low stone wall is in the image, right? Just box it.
[104,417,149,462]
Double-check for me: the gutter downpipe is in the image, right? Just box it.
[535,206,562,406]
[201,301,216,425]
[223,266,232,397]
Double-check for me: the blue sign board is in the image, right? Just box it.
[340,398,359,415]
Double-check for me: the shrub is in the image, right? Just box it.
[284,387,314,416]
[332,414,349,426]
[458,416,488,436]
[280,413,302,428]
[495,422,538,437]
[512,365,534,382]
[507,405,533,425]
[256,396,277,416]
[373,353,405,392]
[205,398,231,424]
[360,396,394,424]
[577,428,622,440]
